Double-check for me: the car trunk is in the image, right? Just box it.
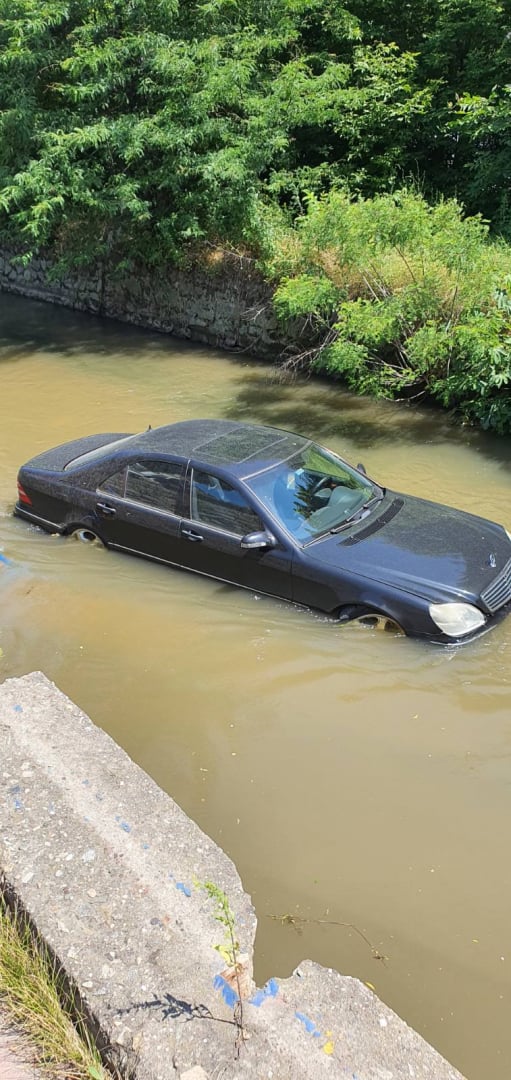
[20,433,133,473]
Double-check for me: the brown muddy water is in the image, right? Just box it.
[1,292,510,1079]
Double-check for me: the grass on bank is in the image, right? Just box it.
[0,894,109,1080]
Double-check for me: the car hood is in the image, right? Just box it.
[307,491,511,604]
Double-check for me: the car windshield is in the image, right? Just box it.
[246,443,380,543]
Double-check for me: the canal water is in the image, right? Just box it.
[1,292,510,1079]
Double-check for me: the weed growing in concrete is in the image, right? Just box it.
[0,892,110,1079]
[199,881,247,1055]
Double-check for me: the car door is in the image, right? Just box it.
[178,466,294,598]
[94,457,186,564]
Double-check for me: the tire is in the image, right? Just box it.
[69,526,104,545]
[339,605,404,634]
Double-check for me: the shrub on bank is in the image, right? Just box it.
[268,190,511,434]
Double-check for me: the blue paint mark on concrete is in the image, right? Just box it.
[82,779,90,787]
[142,842,150,850]
[95,792,104,802]
[249,989,266,1007]
[249,978,279,1007]
[295,1011,321,1037]
[0,553,12,566]
[8,785,23,809]
[175,881,191,897]
[112,812,130,829]
[248,989,265,1007]
[13,705,23,713]
[214,974,238,1007]
[113,814,131,833]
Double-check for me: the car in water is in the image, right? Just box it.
[14,418,511,643]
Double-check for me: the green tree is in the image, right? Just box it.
[0,0,431,263]
[451,88,511,233]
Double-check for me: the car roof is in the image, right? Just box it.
[130,420,310,477]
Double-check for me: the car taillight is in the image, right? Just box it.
[17,480,32,505]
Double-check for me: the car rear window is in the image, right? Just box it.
[64,435,137,470]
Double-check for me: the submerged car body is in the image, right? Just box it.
[14,418,511,643]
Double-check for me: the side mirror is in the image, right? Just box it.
[357,462,367,474]
[240,530,277,551]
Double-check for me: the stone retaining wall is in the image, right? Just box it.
[0,249,286,357]
[0,672,465,1080]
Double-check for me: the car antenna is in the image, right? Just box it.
[146,423,152,431]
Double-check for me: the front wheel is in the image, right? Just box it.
[339,605,404,634]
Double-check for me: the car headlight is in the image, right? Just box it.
[429,602,486,637]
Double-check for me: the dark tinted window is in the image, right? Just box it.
[190,470,261,536]
[99,469,126,497]
[126,460,184,514]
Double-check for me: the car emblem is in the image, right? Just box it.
[488,553,497,568]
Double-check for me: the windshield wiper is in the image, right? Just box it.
[329,491,385,534]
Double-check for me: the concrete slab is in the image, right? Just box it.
[0,673,466,1080]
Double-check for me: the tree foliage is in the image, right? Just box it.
[0,0,492,262]
[271,191,511,433]
[1,0,511,428]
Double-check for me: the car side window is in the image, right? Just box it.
[99,469,126,497]
[125,459,185,515]
[190,469,262,536]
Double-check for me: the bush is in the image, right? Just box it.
[268,189,511,433]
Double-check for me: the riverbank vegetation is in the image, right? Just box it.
[1,0,511,431]
[270,191,511,433]
[0,894,109,1079]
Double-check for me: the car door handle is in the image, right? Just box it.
[96,502,116,517]
[182,528,203,542]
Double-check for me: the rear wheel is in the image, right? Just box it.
[69,526,104,546]
[339,605,403,634]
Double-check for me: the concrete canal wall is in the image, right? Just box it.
[0,249,286,358]
[0,671,465,1080]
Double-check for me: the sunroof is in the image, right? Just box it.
[199,429,286,465]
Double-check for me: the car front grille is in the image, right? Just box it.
[481,557,511,614]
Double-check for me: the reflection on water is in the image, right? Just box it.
[1,292,511,1080]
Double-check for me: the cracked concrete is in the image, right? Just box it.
[0,672,466,1080]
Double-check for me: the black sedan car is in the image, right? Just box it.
[14,418,511,643]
